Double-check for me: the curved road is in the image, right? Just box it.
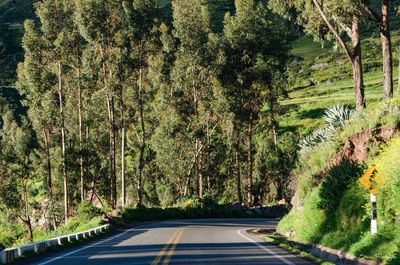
[27,219,314,265]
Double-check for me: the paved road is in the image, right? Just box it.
[27,219,315,265]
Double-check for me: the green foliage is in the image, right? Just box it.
[299,104,354,149]
[254,131,298,203]
[323,104,355,128]
[279,111,400,263]
[156,184,174,208]
[76,201,102,222]
[1,0,400,259]
[318,161,365,211]
[121,195,285,223]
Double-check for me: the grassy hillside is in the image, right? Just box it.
[277,102,400,264]
[277,28,400,265]
[280,32,400,136]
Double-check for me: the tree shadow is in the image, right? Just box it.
[297,108,326,120]
[22,219,313,265]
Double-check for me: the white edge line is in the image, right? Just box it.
[236,229,296,265]
[35,225,148,265]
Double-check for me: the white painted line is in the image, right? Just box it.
[236,229,296,265]
[35,226,149,265]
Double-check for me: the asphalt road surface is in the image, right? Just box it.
[26,219,315,265]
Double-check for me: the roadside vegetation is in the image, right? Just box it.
[1,2,400,264]
[278,100,400,264]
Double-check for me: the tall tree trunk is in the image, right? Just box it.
[120,95,126,208]
[137,68,145,208]
[192,65,200,197]
[106,94,116,208]
[205,114,211,193]
[22,179,33,242]
[43,128,52,197]
[198,154,203,198]
[57,61,68,224]
[351,15,365,111]
[194,139,199,196]
[43,128,56,229]
[112,98,117,207]
[235,128,242,204]
[312,0,365,110]
[77,68,85,202]
[270,100,278,147]
[247,113,254,206]
[121,127,126,207]
[398,47,400,96]
[381,0,393,101]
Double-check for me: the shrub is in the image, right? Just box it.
[156,184,174,208]
[77,201,101,222]
[318,161,365,211]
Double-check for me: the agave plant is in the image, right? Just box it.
[323,104,354,129]
[300,104,354,150]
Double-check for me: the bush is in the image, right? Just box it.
[156,184,174,208]
[77,201,102,222]
[122,195,273,223]
[318,161,365,211]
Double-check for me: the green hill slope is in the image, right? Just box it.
[277,101,400,264]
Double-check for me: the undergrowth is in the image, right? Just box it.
[278,104,400,264]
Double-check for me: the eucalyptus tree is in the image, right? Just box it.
[270,0,366,110]
[17,20,57,201]
[74,0,127,208]
[170,0,217,197]
[0,105,36,242]
[122,0,162,207]
[363,0,393,101]
[221,0,289,205]
[17,0,74,224]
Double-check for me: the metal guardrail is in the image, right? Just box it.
[0,224,110,264]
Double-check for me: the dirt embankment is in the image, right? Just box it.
[317,125,398,178]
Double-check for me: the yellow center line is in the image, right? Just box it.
[162,228,185,265]
[150,228,182,265]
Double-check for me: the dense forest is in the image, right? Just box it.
[1,0,400,260]
[0,0,296,245]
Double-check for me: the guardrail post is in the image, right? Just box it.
[2,249,16,264]
[0,224,110,264]
[1,251,6,264]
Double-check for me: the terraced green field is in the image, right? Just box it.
[280,34,400,136]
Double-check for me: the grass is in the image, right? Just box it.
[277,117,400,264]
[280,32,400,136]
[248,229,334,265]
[4,226,113,265]
[265,235,334,265]
[276,30,400,264]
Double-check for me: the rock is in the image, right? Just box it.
[336,59,346,65]
[232,202,246,213]
[245,210,253,215]
[252,207,263,214]
[287,230,296,238]
[310,63,329,70]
